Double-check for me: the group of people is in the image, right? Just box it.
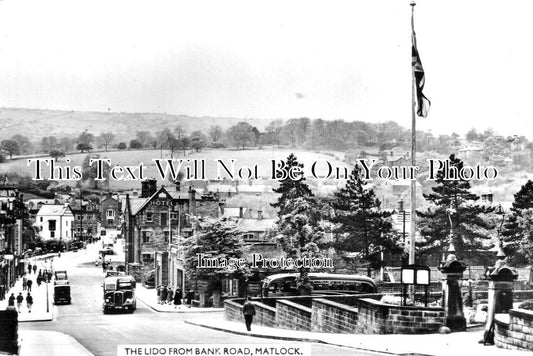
[157,285,195,308]
[7,292,34,313]
[4,262,49,313]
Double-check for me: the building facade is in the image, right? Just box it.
[35,204,74,241]
[0,183,26,300]
[100,195,120,229]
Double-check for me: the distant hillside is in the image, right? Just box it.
[0,107,274,141]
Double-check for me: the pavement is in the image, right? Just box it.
[0,252,94,356]
[136,284,224,313]
[185,315,532,356]
[0,258,54,322]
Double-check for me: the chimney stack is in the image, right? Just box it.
[141,179,157,198]
[257,210,263,220]
[239,206,244,218]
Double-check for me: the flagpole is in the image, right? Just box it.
[409,1,417,266]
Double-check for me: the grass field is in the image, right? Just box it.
[0,147,350,191]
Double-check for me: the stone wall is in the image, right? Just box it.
[254,302,276,327]
[495,309,533,351]
[355,298,444,334]
[276,300,312,331]
[224,295,445,335]
[311,298,358,333]
[224,300,244,322]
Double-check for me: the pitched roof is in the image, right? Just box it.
[238,217,276,232]
[36,204,72,216]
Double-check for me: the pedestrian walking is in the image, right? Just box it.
[22,274,27,291]
[27,264,32,275]
[26,293,33,313]
[27,279,33,292]
[16,292,24,313]
[32,265,37,274]
[8,293,15,307]
[161,285,168,305]
[173,288,183,309]
[185,289,194,308]
[242,297,256,331]
[37,274,42,287]
[167,286,174,305]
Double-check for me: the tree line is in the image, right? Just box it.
[2,118,531,164]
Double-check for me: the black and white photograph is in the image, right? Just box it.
[1,0,533,355]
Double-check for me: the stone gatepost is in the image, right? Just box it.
[481,259,518,345]
[439,256,467,331]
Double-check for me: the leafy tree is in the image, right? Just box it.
[184,217,250,304]
[81,154,110,189]
[135,131,153,148]
[77,130,94,146]
[97,132,115,152]
[59,137,74,152]
[482,136,510,164]
[0,139,20,159]
[502,180,533,266]
[40,136,59,153]
[11,134,33,154]
[157,128,179,158]
[117,142,127,150]
[330,164,399,271]
[189,131,206,152]
[514,210,533,266]
[270,154,325,293]
[466,128,481,142]
[265,119,283,148]
[271,153,313,216]
[273,196,328,294]
[176,137,190,156]
[226,122,254,149]
[417,154,495,263]
[129,139,143,149]
[76,143,93,153]
[282,118,310,147]
[208,125,223,143]
[174,126,186,140]
[49,150,65,162]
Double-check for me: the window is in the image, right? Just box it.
[161,213,168,227]
[243,233,255,240]
[106,209,115,218]
[142,253,153,263]
[146,212,154,222]
[77,215,82,221]
[40,217,43,222]
[48,220,57,231]
[142,231,152,243]
[50,231,55,238]
[170,213,178,220]
[164,231,169,242]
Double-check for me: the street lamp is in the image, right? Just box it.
[445,207,457,260]
[495,204,506,260]
[398,199,407,244]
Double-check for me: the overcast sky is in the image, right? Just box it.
[0,0,532,136]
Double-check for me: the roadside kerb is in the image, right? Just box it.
[183,319,402,356]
